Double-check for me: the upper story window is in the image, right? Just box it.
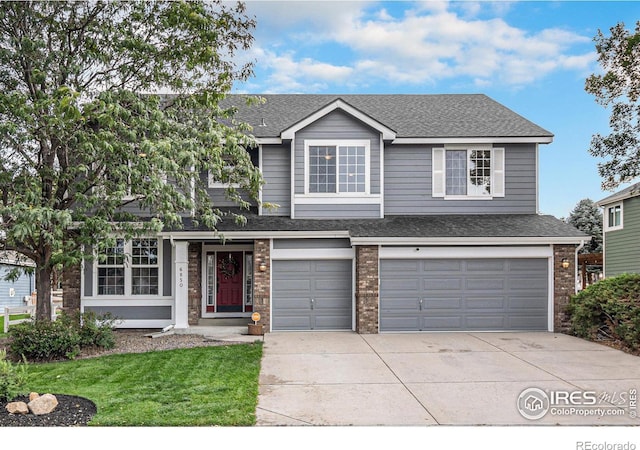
[433,146,504,199]
[605,203,623,231]
[305,140,370,195]
[208,161,239,189]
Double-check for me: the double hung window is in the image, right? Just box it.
[97,238,161,297]
[605,203,623,231]
[433,147,504,199]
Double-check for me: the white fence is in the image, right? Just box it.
[2,290,63,332]
[3,305,36,333]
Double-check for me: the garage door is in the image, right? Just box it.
[272,260,352,331]
[380,258,548,331]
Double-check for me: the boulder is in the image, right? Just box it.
[29,392,40,402]
[28,393,58,415]
[6,401,29,415]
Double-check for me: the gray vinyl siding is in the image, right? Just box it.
[202,174,255,209]
[84,306,172,320]
[294,203,380,219]
[605,196,640,276]
[384,143,538,215]
[273,238,351,249]
[262,144,291,216]
[295,110,381,195]
[0,265,34,308]
[292,109,382,218]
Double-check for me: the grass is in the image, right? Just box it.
[24,343,263,426]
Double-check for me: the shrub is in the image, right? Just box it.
[8,311,118,361]
[77,311,117,349]
[0,349,28,402]
[9,317,82,361]
[568,274,640,351]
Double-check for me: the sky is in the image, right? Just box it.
[229,0,640,220]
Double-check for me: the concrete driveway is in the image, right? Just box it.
[255,332,640,426]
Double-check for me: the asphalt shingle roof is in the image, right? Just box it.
[222,94,553,140]
[174,213,587,239]
[597,181,640,206]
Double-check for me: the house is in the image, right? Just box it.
[596,181,640,277]
[0,251,35,309]
[62,94,588,333]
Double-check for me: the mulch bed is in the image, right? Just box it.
[1,394,97,427]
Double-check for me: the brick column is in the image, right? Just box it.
[355,245,379,334]
[253,239,271,332]
[62,264,81,314]
[187,242,202,326]
[553,244,578,333]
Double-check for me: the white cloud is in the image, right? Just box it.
[239,1,597,92]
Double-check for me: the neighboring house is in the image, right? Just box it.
[62,94,588,333]
[596,181,640,277]
[0,251,35,309]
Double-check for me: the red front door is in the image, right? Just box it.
[215,252,244,313]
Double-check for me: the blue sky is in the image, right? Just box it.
[231,0,640,219]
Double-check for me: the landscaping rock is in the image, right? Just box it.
[28,394,58,415]
[6,401,29,415]
[29,392,39,402]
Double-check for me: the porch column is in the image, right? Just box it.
[355,245,379,334]
[553,244,578,333]
[174,241,189,329]
[253,239,271,332]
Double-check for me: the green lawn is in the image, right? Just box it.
[24,343,263,426]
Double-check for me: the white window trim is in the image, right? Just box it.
[303,139,371,197]
[605,202,624,231]
[207,169,241,189]
[94,238,163,299]
[432,145,505,200]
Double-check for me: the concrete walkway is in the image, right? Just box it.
[255,332,640,426]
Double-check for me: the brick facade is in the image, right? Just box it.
[187,243,202,326]
[355,245,379,334]
[253,239,271,332]
[553,244,578,333]
[62,264,81,314]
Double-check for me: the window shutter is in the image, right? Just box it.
[432,148,446,197]
[492,148,505,197]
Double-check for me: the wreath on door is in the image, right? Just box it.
[218,254,240,279]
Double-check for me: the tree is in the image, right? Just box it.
[566,199,603,254]
[585,21,640,191]
[0,1,262,321]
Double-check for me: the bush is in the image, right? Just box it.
[0,349,28,402]
[76,311,117,349]
[8,311,118,361]
[568,273,640,351]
